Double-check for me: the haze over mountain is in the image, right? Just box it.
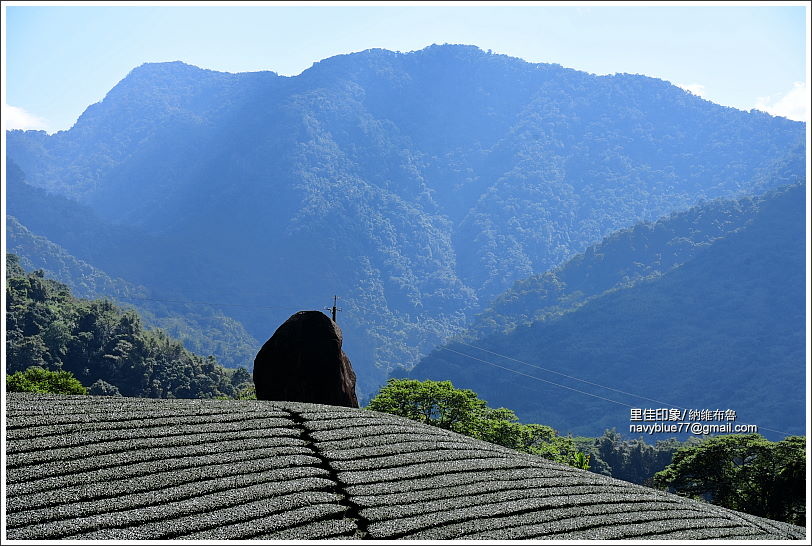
[6,44,805,397]
[5,161,258,369]
[407,183,806,439]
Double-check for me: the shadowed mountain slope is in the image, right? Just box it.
[5,393,806,540]
[408,183,806,438]
[467,181,805,338]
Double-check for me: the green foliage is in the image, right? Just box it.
[230,367,256,399]
[368,378,589,468]
[367,378,486,436]
[569,451,591,471]
[574,429,700,485]
[653,434,806,526]
[7,366,87,395]
[233,385,257,400]
[5,254,248,399]
[88,379,121,396]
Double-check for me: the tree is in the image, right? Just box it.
[367,378,590,468]
[575,429,699,485]
[653,433,805,525]
[7,366,87,395]
[88,379,121,396]
[367,378,486,436]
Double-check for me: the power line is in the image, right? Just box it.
[441,347,635,408]
[441,345,793,437]
[455,341,686,409]
[99,295,795,436]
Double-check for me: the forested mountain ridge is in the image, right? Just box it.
[6,44,805,396]
[7,216,149,303]
[468,177,805,338]
[5,254,252,398]
[407,182,806,439]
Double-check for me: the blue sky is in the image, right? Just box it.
[2,2,809,133]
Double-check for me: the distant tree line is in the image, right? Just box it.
[574,428,701,486]
[5,254,253,399]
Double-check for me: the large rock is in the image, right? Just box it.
[253,311,359,407]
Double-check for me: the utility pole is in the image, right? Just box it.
[325,295,341,322]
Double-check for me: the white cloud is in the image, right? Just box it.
[676,83,706,97]
[4,105,51,131]
[753,82,809,122]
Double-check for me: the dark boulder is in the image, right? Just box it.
[253,311,359,407]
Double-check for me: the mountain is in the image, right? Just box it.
[6,162,258,369]
[6,44,805,397]
[406,183,806,439]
